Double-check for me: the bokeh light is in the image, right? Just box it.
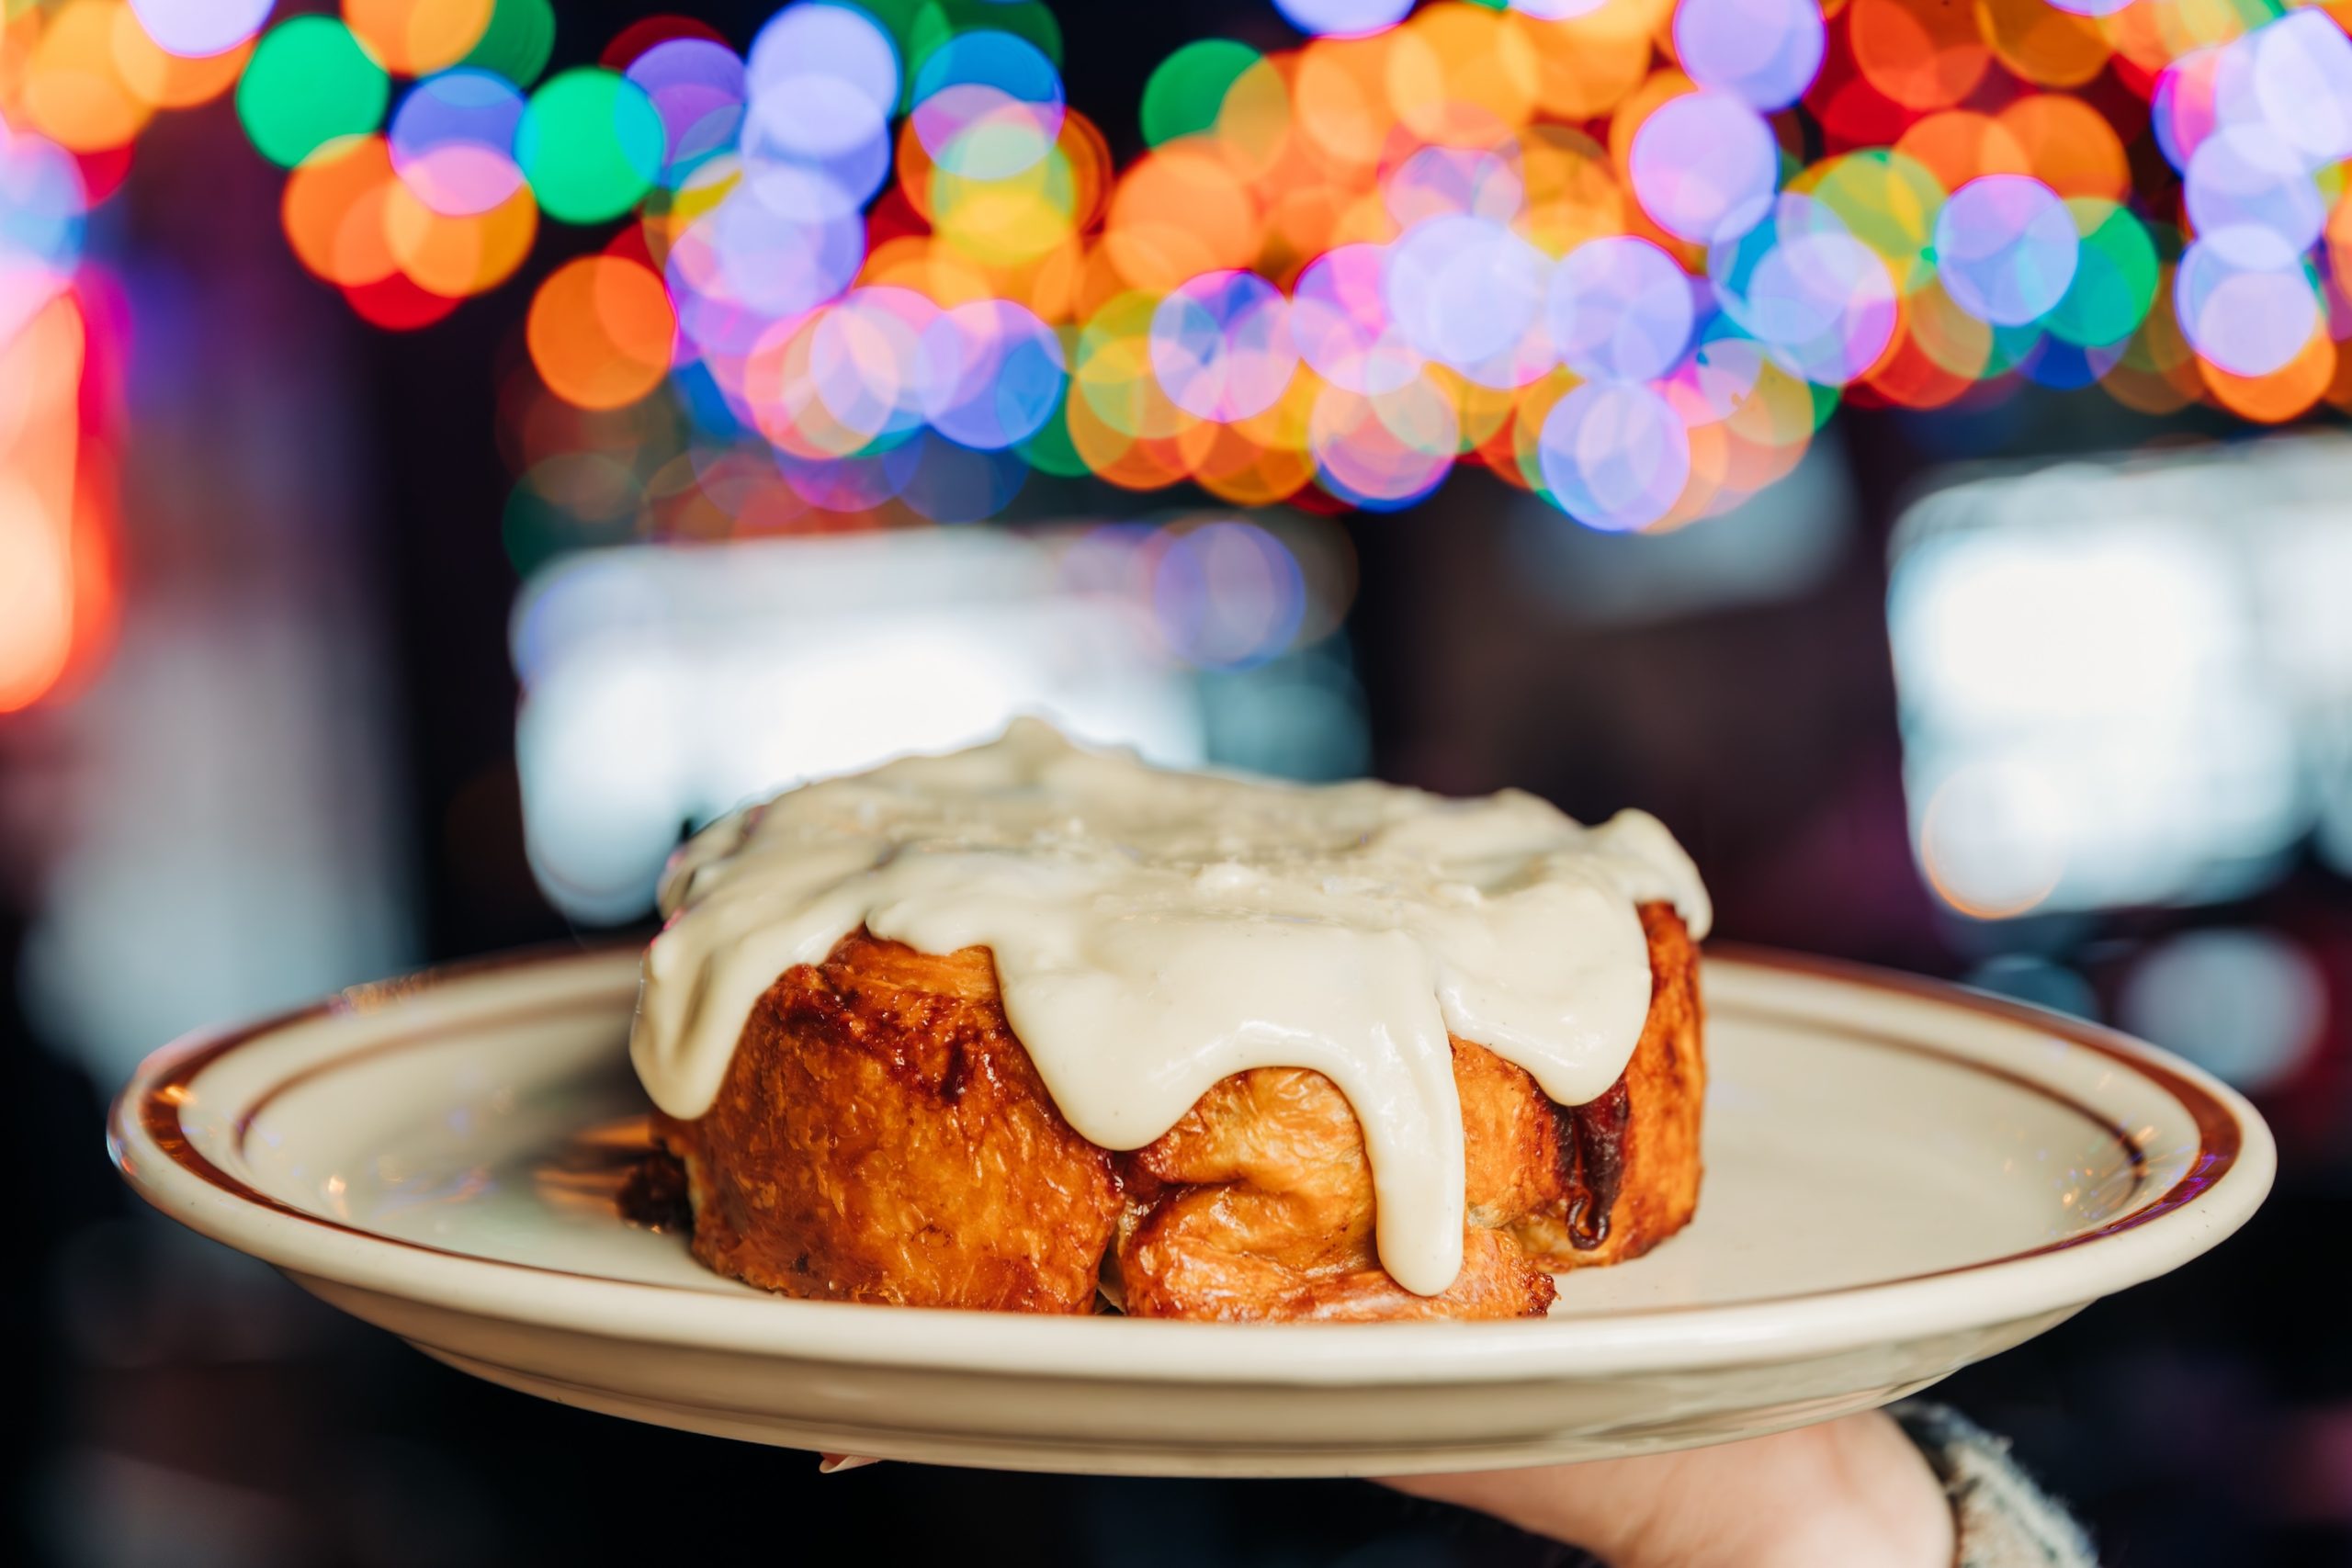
[1673,0,1825,112]
[0,129,87,342]
[1141,39,1261,147]
[1933,175,2079,327]
[458,0,553,86]
[22,0,2352,542]
[1310,378,1458,510]
[2120,930,2325,1092]
[1714,206,1898,384]
[515,69,664,224]
[910,29,1065,180]
[918,299,1066,449]
[2177,240,2321,378]
[740,6,896,222]
[236,17,389,169]
[1273,0,1415,39]
[390,69,525,216]
[343,0,492,78]
[1849,0,1991,113]
[2222,11,2352,170]
[128,0,272,58]
[2044,198,2157,349]
[1548,235,1691,383]
[115,9,257,112]
[748,3,898,119]
[528,254,677,409]
[1152,270,1298,421]
[626,38,744,187]
[1292,243,1422,395]
[1386,213,1548,379]
[1630,90,1778,243]
[1149,520,1308,668]
[1538,381,1690,532]
[2186,126,2323,269]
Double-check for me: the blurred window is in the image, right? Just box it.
[511,518,1367,923]
[1889,435,2352,919]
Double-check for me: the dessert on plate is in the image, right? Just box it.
[630,720,1709,1322]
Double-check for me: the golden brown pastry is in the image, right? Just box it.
[652,934,1122,1314]
[650,905,1702,1321]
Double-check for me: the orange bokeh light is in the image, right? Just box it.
[1849,0,1992,112]
[528,255,680,411]
[0,296,107,715]
[1893,109,2030,194]
[281,135,401,288]
[342,0,494,78]
[22,0,154,152]
[1997,95,2130,201]
[386,179,538,297]
[1293,31,1398,175]
[2200,328,2335,423]
[111,6,252,109]
[1974,0,2110,88]
[1103,146,1261,291]
[1386,4,1539,148]
[1524,0,1664,120]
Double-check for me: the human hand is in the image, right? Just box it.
[1380,1411,1953,1568]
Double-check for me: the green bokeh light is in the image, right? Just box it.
[460,0,558,89]
[236,18,390,170]
[1141,40,1262,148]
[1017,368,1089,479]
[1804,379,1840,430]
[515,69,666,225]
[2045,199,2159,350]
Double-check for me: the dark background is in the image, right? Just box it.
[7,4,2349,1563]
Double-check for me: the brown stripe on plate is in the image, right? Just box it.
[112,944,2246,1312]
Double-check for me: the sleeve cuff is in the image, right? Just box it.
[1891,1401,2100,1568]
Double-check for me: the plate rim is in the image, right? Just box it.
[108,941,2276,1387]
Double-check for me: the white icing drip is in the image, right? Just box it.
[630,719,1710,1297]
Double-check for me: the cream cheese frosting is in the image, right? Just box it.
[630,719,1709,1296]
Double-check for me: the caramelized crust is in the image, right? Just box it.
[1513,903,1707,1269]
[1113,1042,1565,1319]
[652,936,1121,1313]
[651,908,1703,1321]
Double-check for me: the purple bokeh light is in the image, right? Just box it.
[1933,175,2079,328]
[2186,126,2324,271]
[1272,0,1415,38]
[1547,236,1694,383]
[2177,240,2321,378]
[626,39,747,188]
[917,299,1066,451]
[1630,91,1779,244]
[1385,214,1550,372]
[1290,243,1424,396]
[1150,270,1300,422]
[390,71,526,218]
[1537,381,1690,533]
[1673,0,1826,113]
[127,0,273,59]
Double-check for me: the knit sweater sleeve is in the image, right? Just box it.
[1891,1401,2100,1568]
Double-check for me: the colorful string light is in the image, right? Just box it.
[10,0,2352,565]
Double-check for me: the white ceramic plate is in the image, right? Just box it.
[110,945,2271,1477]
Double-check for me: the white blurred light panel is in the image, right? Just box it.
[512,530,1211,923]
[1890,435,2352,919]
